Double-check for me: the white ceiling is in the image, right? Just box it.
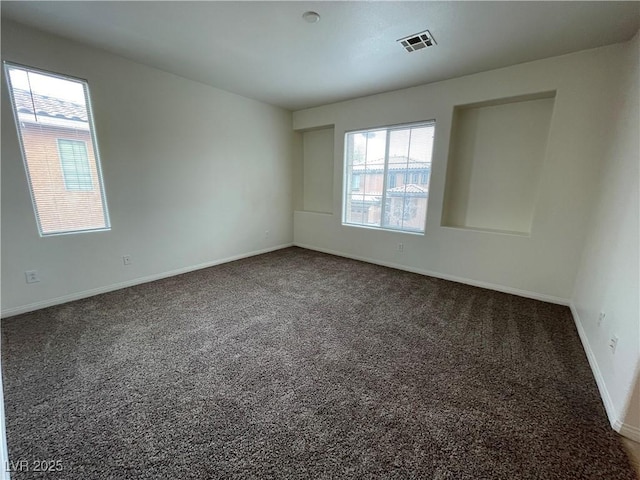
[2,1,639,111]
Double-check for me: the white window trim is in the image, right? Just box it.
[342,120,436,235]
[3,61,111,237]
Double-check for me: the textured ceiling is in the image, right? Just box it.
[2,1,639,110]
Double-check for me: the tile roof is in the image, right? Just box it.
[352,156,429,172]
[387,184,428,195]
[13,88,88,123]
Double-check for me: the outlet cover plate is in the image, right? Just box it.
[609,335,619,354]
[25,270,40,284]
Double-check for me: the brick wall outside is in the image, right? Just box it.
[20,123,107,234]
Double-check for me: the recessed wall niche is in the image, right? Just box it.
[302,126,334,214]
[442,92,555,235]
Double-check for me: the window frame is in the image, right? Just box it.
[342,120,436,235]
[3,61,111,237]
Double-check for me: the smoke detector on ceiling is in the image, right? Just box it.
[302,11,321,23]
[397,30,436,53]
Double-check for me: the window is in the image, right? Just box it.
[352,174,361,191]
[388,173,397,188]
[4,63,110,235]
[58,139,93,191]
[343,121,435,233]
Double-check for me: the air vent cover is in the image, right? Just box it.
[398,30,436,53]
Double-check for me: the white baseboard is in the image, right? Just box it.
[1,243,293,318]
[293,244,640,441]
[616,421,640,443]
[0,369,8,480]
[569,303,618,424]
[294,243,569,305]
[569,303,640,442]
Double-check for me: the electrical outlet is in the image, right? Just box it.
[609,335,619,354]
[25,270,40,284]
[122,255,132,266]
[598,312,606,327]
[264,230,270,239]
[397,243,404,253]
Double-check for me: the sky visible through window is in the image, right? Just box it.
[9,68,86,104]
[350,128,432,163]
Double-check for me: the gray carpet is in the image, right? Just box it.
[1,247,636,479]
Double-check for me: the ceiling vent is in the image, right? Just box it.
[398,30,436,53]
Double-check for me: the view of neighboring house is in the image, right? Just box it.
[12,88,107,234]
[347,155,431,232]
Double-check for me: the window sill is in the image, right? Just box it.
[341,222,425,236]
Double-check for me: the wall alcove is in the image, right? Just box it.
[442,92,556,235]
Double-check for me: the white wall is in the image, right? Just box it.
[442,95,554,235]
[302,127,334,214]
[292,41,627,304]
[1,20,295,316]
[571,32,640,440]
[2,16,637,443]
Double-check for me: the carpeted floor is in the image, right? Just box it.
[2,247,636,479]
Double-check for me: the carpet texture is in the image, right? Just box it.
[2,247,636,479]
